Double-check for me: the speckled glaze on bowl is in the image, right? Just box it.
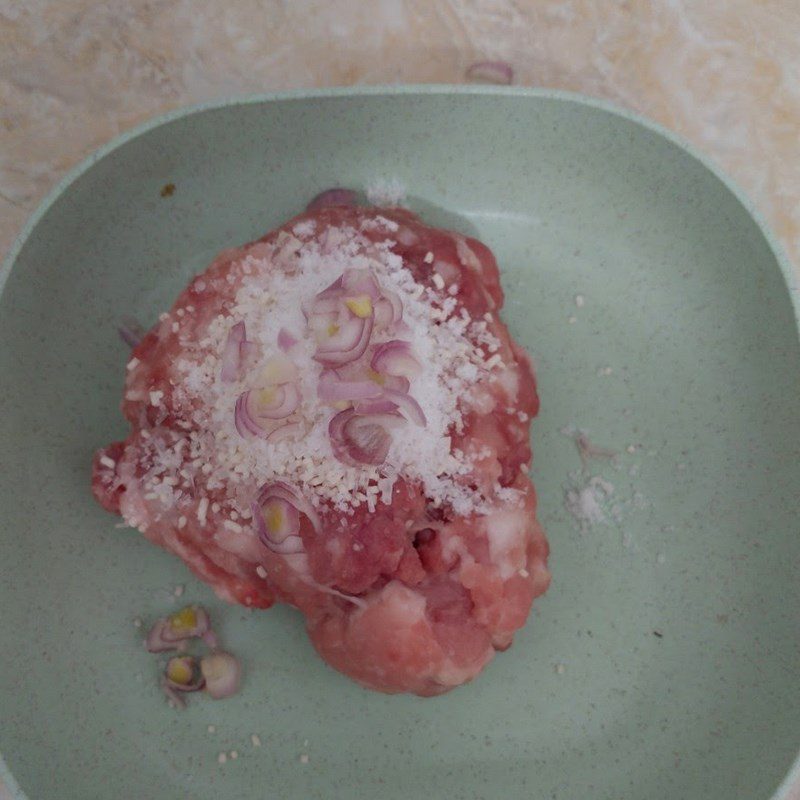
[1,87,798,800]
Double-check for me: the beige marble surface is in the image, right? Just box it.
[1,1,798,798]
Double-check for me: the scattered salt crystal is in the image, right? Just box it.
[223,520,243,533]
[149,390,164,406]
[217,752,227,764]
[171,322,180,333]
[99,455,116,469]
[159,312,169,322]
[133,617,142,628]
[177,515,187,529]
[211,502,221,513]
[575,294,585,307]
[230,750,238,760]
[299,754,309,764]
[208,725,216,734]
[256,566,267,579]
[126,357,140,371]
[251,734,262,748]
[448,284,459,295]
[626,445,636,454]
[432,273,445,290]
[195,280,206,292]
[423,251,434,264]
[173,584,184,597]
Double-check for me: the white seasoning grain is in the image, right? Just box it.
[251,734,262,748]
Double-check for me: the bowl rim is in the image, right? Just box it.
[1,84,797,800]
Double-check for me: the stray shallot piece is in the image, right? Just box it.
[200,651,242,699]
[145,605,216,652]
[465,60,514,85]
[164,656,205,693]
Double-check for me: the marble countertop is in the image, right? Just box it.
[1,1,798,798]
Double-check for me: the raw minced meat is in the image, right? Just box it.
[92,204,550,696]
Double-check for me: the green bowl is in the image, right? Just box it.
[1,87,798,800]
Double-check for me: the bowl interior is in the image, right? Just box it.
[1,89,798,800]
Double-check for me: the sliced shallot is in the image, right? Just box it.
[370,340,422,379]
[164,656,205,692]
[318,370,383,403]
[248,384,301,420]
[342,268,381,301]
[200,651,242,699]
[329,408,404,466]
[145,605,214,652]
[261,354,298,385]
[373,288,403,329]
[266,421,303,443]
[313,314,374,366]
[252,481,320,554]
[382,389,427,427]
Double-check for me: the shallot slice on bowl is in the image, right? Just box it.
[200,651,241,700]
